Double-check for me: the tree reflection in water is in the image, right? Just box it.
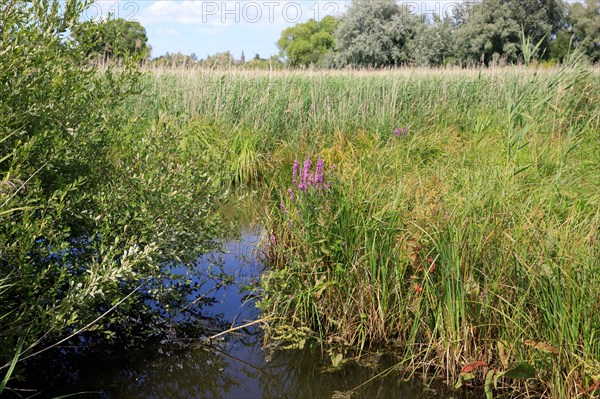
[5,229,463,399]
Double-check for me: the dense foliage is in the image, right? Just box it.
[72,17,149,60]
[0,0,227,385]
[254,68,599,397]
[276,0,599,67]
[551,0,600,62]
[277,16,338,67]
[334,0,419,67]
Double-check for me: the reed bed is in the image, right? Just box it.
[131,65,599,398]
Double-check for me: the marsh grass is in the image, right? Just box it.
[129,64,600,397]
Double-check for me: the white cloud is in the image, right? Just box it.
[157,28,179,35]
[91,0,458,26]
[139,1,205,24]
[139,1,349,27]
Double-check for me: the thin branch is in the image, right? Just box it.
[0,162,48,210]
[203,317,277,342]
[0,283,144,370]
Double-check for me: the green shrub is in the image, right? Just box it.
[0,0,227,381]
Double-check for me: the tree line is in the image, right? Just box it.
[72,0,599,68]
[278,0,600,67]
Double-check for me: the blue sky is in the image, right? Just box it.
[89,1,467,59]
[89,1,583,60]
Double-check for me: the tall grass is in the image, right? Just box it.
[131,64,599,397]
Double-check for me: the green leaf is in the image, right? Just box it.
[493,371,506,389]
[484,370,495,399]
[455,373,476,389]
[505,363,536,379]
[331,352,343,368]
[0,341,22,393]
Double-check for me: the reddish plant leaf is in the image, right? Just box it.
[582,380,600,395]
[461,361,487,374]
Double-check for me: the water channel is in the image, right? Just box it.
[5,220,469,398]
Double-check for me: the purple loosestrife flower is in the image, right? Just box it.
[292,156,333,194]
[292,159,299,188]
[394,126,409,137]
[299,157,311,192]
[270,234,276,245]
[314,157,324,187]
[280,202,287,215]
[303,157,311,180]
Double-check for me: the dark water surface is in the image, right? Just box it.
[5,228,463,399]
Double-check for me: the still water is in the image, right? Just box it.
[6,228,464,399]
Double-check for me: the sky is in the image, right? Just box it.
[89,1,465,59]
[88,0,584,60]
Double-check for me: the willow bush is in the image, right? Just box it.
[0,0,228,385]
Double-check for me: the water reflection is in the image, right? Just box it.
[4,228,463,399]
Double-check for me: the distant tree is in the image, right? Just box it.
[453,0,565,65]
[151,52,197,68]
[549,30,575,62]
[511,0,565,55]
[73,18,149,59]
[410,16,454,67]
[277,16,338,67]
[268,55,285,68]
[202,51,235,67]
[566,0,600,62]
[334,0,418,67]
[549,0,600,63]
[242,55,283,70]
[453,0,521,65]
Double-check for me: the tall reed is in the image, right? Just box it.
[134,65,599,397]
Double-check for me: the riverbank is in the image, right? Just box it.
[3,60,598,398]
[133,65,599,398]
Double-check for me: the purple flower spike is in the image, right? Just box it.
[280,202,287,214]
[292,159,299,187]
[315,157,324,186]
[394,126,409,137]
[299,157,311,191]
[303,157,311,181]
[270,234,276,245]
[290,156,333,194]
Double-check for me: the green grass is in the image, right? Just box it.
[128,64,599,397]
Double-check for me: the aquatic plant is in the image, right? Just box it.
[249,67,599,398]
[292,156,330,194]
